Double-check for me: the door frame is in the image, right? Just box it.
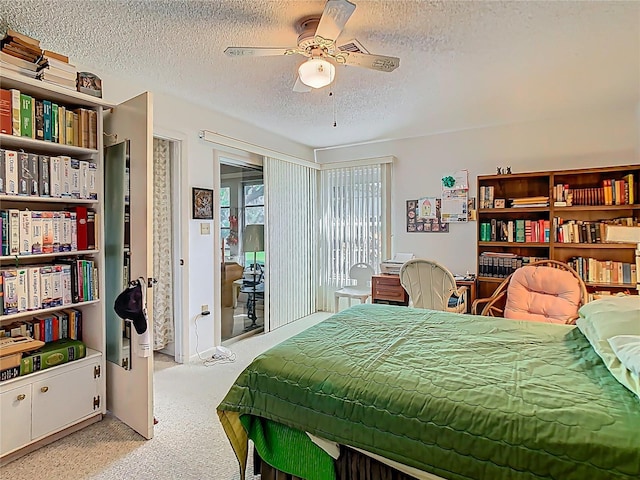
[154,127,189,364]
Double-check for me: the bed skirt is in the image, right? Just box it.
[255,446,419,480]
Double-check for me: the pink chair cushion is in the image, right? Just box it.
[504,266,581,323]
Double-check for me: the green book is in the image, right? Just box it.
[19,93,33,138]
[20,338,86,375]
[515,219,525,243]
[43,100,52,141]
[51,103,59,143]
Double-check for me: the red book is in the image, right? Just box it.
[69,206,88,250]
[0,88,11,134]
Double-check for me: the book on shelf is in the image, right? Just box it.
[19,93,33,138]
[43,99,52,141]
[510,196,549,208]
[3,29,41,49]
[478,252,548,278]
[10,89,20,136]
[1,260,96,315]
[20,338,86,375]
[568,256,637,286]
[0,88,10,134]
[0,352,22,371]
[0,55,42,76]
[0,150,5,195]
[4,150,17,195]
[43,49,69,63]
[0,365,20,382]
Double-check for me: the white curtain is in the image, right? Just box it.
[152,137,174,350]
[319,162,391,311]
[264,157,318,330]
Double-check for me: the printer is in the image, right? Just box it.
[380,253,414,275]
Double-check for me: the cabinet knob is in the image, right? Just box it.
[40,386,49,393]
[17,394,26,401]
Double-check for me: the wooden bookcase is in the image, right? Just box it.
[477,165,640,301]
[0,70,112,462]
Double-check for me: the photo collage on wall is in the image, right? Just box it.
[406,199,449,233]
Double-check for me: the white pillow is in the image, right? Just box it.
[576,296,640,400]
[609,335,640,377]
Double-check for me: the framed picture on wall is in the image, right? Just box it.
[406,199,449,233]
[192,187,214,219]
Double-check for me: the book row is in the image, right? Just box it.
[553,217,638,244]
[0,149,98,199]
[478,254,548,278]
[0,207,97,256]
[0,260,98,316]
[0,338,86,382]
[0,88,98,149]
[480,173,637,210]
[3,307,82,343]
[567,257,638,286]
[480,219,550,243]
[553,174,635,206]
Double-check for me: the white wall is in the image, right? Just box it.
[93,70,314,362]
[315,106,639,275]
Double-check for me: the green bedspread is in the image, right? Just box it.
[218,304,640,480]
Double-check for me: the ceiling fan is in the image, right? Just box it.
[224,0,400,92]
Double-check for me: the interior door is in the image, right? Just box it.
[104,92,155,439]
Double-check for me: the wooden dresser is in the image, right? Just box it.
[371,274,409,306]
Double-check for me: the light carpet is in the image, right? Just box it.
[0,312,331,480]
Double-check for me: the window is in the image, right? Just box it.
[243,183,265,265]
[220,186,231,258]
[319,162,391,310]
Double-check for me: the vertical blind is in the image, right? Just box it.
[319,163,391,311]
[264,157,318,331]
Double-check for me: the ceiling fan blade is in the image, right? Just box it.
[315,0,356,44]
[341,51,400,72]
[293,76,311,93]
[224,47,293,57]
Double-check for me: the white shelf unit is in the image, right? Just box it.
[0,73,108,461]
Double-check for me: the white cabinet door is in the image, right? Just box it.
[31,362,100,440]
[0,385,31,455]
[104,92,155,440]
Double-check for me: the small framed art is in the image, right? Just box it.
[494,198,506,209]
[192,187,214,219]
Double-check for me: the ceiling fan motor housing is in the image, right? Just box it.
[296,16,335,55]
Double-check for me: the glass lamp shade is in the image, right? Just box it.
[298,58,335,89]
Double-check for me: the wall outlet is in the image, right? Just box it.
[200,223,211,235]
[201,304,209,313]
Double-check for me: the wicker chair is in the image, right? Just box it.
[472,260,588,324]
[399,259,468,313]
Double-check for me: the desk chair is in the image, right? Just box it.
[335,263,374,312]
[399,259,468,313]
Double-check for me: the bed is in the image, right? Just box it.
[218,303,640,480]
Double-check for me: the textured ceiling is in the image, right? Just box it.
[1,1,638,149]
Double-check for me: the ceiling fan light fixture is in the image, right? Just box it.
[298,57,335,88]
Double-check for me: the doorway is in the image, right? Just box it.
[219,161,265,341]
[152,136,183,361]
